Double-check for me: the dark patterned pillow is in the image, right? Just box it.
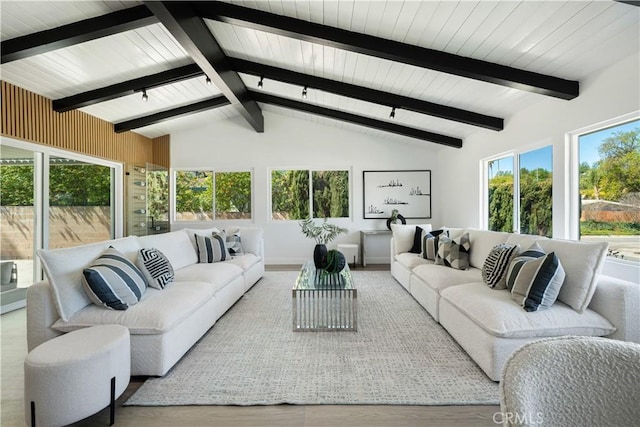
[136,247,174,289]
[195,231,230,263]
[82,246,146,310]
[409,226,425,254]
[422,229,447,260]
[510,251,565,312]
[482,243,520,289]
[435,233,470,270]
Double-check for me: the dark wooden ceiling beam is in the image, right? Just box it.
[229,58,503,131]
[144,1,263,132]
[53,64,202,112]
[198,1,579,100]
[250,91,462,148]
[1,5,156,64]
[114,95,229,133]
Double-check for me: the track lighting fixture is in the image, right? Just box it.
[258,75,264,89]
[302,85,308,99]
[390,106,396,119]
[141,89,148,102]
[206,76,212,85]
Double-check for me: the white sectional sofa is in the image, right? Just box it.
[27,226,264,376]
[390,224,640,381]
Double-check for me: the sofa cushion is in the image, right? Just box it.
[412,264,482,292]
[136,247,174,289]
[510,251,565,312]
[195,232,231,263]
[224,253,261,271]
[82,246,147,311]
[465,229,510,269]
[537,239,608,313]
[174,262,243,288]
[482,243,520,289]
[138,230,197,270]
[435,233,470,270]
[52,281,218,335]
[395,252,431,270]
[440,283,615,339]
[422,229,447,260]
[391,223,432,254]
[38,236,142,321]
[182,227,220,251]
[505,233,546,249]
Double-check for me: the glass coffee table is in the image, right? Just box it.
[292,260,357,332]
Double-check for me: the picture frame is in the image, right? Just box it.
[363,170,431,219]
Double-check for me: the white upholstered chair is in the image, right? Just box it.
[499,336,640,427]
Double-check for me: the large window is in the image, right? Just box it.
[271,169,349,220]
[485,146,553,237]
[577,118,639,263]
[174,169,252,221]
[0,139,122,306]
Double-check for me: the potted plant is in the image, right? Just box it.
[299,218,348,268]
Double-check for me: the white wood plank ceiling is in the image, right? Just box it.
[1,1,638,147]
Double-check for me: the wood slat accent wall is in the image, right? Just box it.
[152,134,171,169]
[1,81,169,167]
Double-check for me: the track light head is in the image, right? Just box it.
[390,106,396,119]
[142,89,148,102]
[302,85,308,99]
[258,75,264,89]
[206,76,212,85]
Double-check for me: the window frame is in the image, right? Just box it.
[268,167,352,221]
[171,167,254,222]
[481,140,554,234]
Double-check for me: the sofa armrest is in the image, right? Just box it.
[589,275,640,343]
[26,281,63,351]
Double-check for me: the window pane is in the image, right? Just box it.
[147,164,169,232]
[215,171,252,219]
[519,146,553,237]
[271,170,309,220]
[0,146,35,289]
[48,156,113,249]
[487,156,514,232]
[175,171,213,221]
[312,170,349,218]
[579,119,640,262]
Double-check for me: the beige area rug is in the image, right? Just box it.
[125,270,499,406]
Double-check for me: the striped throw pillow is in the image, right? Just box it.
[510,251,566,312]
[482,243,520,289]
[422,229,447,260]
[195,231,230,263]
[82,246,147,310]
[137,247,174,289]
[505,243,546,291]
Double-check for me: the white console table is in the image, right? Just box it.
[359,230,391,267]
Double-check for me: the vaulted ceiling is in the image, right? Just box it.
[1,1,639,149]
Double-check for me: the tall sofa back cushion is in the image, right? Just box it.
[505,233,547,249]
[465,229,510,269]
[182,227,220,251]
[138,231,197,271]
[391,224,432,254]
[537,239,609,313]
[37,236,142,321]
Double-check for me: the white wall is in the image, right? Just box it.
[437,52,640,237]
[170,111,441,264]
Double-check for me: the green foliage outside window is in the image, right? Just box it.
[215,171,251,219]
[272,169,349,220]
[175,171,213,221]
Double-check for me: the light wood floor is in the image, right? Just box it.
[1,266,500,427]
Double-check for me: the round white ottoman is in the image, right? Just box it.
[24,325,130,427]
